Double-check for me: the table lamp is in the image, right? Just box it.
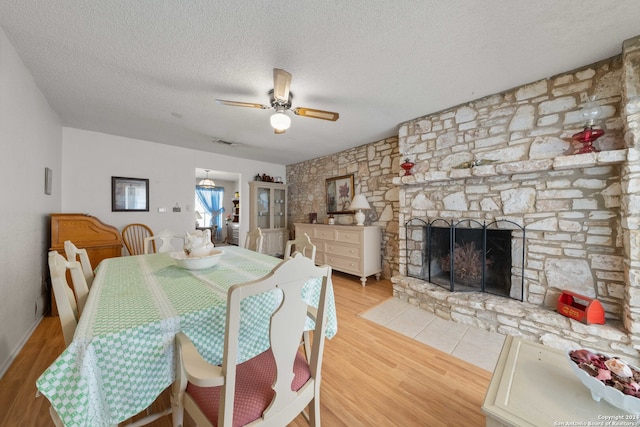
[350,194,371,226]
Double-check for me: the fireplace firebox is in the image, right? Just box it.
[404,218,525,301]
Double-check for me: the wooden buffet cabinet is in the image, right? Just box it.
[294,223,381,286]
[49,213,123,315]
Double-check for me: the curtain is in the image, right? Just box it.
[195,187,224,229]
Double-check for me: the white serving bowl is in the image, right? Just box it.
[337,215,353,225]
[170,249,223,270]
[567,349,640,414]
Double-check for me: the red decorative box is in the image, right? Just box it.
[557,290,605,325]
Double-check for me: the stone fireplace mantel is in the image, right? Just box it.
[393,149,627,186]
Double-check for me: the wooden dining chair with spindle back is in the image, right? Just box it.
[122,223,154,255]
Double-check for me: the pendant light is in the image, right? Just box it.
[198,170,215,188]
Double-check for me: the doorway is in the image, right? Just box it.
[195,168,240,243]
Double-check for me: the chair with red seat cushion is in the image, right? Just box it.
[171,254,332,427]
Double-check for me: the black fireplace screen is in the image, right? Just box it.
[404,218,525,301]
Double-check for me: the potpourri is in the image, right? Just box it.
[569,349,640,397]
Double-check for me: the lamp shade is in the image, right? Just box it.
[198,170,215,188]
[350,194,371,210]
[270,111,291,131]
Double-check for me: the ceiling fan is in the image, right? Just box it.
[215,68,339,134]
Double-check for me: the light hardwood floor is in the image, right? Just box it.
[0,272,492,427]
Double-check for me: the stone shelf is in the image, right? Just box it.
[393,149,628,186]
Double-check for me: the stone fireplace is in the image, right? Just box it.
[391,35,640,363]
[407,218,524,300]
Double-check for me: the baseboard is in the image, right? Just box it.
[0,315,44,379]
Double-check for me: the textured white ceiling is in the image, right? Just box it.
[1,1,639,165]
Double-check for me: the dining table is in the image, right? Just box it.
[36,246,338,427]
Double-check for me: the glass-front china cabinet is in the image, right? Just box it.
[249,181,288,257]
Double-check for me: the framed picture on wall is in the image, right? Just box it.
[111,176,149,212]
[326,174,354,214]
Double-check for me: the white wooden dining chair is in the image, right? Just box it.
[172,254,332,427]
[48,251,89,346]
[143,230,185,254]
[284,233,318,359]
[244,227,264,253]
[284,233,316,262]
[63,240,94,288]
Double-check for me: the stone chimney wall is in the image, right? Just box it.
[397,56,626,316]
[393,36,640,360]
[620,36,640,336]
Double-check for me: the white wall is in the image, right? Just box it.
[62,128,285,249]
[0,26,62,376]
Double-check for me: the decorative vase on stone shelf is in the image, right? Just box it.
[573,126,604,154]
[401,158,415,176]
[573,96,604,154]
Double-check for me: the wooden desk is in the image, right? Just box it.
[482,336,633,426]
[49,213,122,315]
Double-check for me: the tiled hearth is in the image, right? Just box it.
[361,297,505,372]
[392,35,640,363]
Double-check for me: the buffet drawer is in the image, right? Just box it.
[326,243,360,259]
[314,228,335,241]
[325,255,361,275]
[335,229,362,244]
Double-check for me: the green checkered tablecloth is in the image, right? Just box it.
[36,246,337,427]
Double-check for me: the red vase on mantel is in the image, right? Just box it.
[572,125,604,154]
[401,159,415,176]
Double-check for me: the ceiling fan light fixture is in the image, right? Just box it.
[270,110,291,131]
[217,68,339,134]
[198,170,216,188]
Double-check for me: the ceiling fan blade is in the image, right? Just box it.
[273,69,292,103]
[293,107,339,121]
[215,99,270,109]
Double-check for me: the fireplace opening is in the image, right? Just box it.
[404,218,525,301]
